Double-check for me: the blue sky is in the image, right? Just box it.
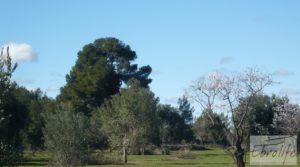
[1,0,300,109]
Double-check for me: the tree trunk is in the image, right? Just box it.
[234,137,245,167]
[123,145,127,164]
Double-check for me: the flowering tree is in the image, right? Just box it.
[273,98,300,135]
[188,68,273,167]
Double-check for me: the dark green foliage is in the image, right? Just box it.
[0,140,22,167]
[43,104,91,167]
[235,94,286,143]
[250,95,276,135]
[22,89,55,150]
[193,111,230,146]
[0,47,18,142]
[158,104,194,144]
[0,47,17,99]
[178,96,194,125]
[0,84,55,151]
[0,47,21,166]
[58,37,152,116]
[1,83,28,147]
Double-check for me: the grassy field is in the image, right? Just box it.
[20,148,300,167]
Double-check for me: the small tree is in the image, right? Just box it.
[43,104,91,167]
[272,98,300,151]
[158,104,194,143]
[0,46,17,127]
[0,47,19,167]
[273,98,300,135]
[100,79,158,163]
[158,104,185,144]
[193,111,230,146]
[178,96,194,125]
[188,68,273,167]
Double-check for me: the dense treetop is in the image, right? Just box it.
[58,38,152,115]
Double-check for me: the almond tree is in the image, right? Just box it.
[188,68,273,167]
[273,98,300,135]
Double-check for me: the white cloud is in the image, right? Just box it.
[220,56,234,65]
[1,42,37,62]
[273,69,294,77]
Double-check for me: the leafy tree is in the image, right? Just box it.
[158,104,193,143]
[232,94,295,151]
[22,89,55,151]
[178,96,194,125]
[43,104,91,167]
[1,83,28,147]
[193,111,230,146]
[0,47,21,166]
[0,141,22,167]
[0,84,55,152]
[0,47,18,137]
[99,79,158,163]
[158,105,184,144]
[58,37,152,115]
[240,95,275,135]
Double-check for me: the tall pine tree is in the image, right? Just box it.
[58,37,152,115]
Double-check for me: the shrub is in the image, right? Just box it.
[175,145,196,159]
[43,105,91,167]
[88,151,122,165]
[161,145,171,155]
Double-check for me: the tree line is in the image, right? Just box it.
[0,38,299,167]
[0,38,194,166]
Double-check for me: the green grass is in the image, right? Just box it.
[19,149,300,167]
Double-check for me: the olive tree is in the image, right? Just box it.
[188,68,273,167]
[99,79,158,164]
[43,104,91,167]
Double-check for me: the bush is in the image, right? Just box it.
[88,151,122,165]
[161,145,171,155]
[144,144,159,155]
[161,143,206,151]
[175,145,197,159]
[175,149,197,159]
[161,148,170,155]
[43,105,91,167]
[0,140,22,167]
